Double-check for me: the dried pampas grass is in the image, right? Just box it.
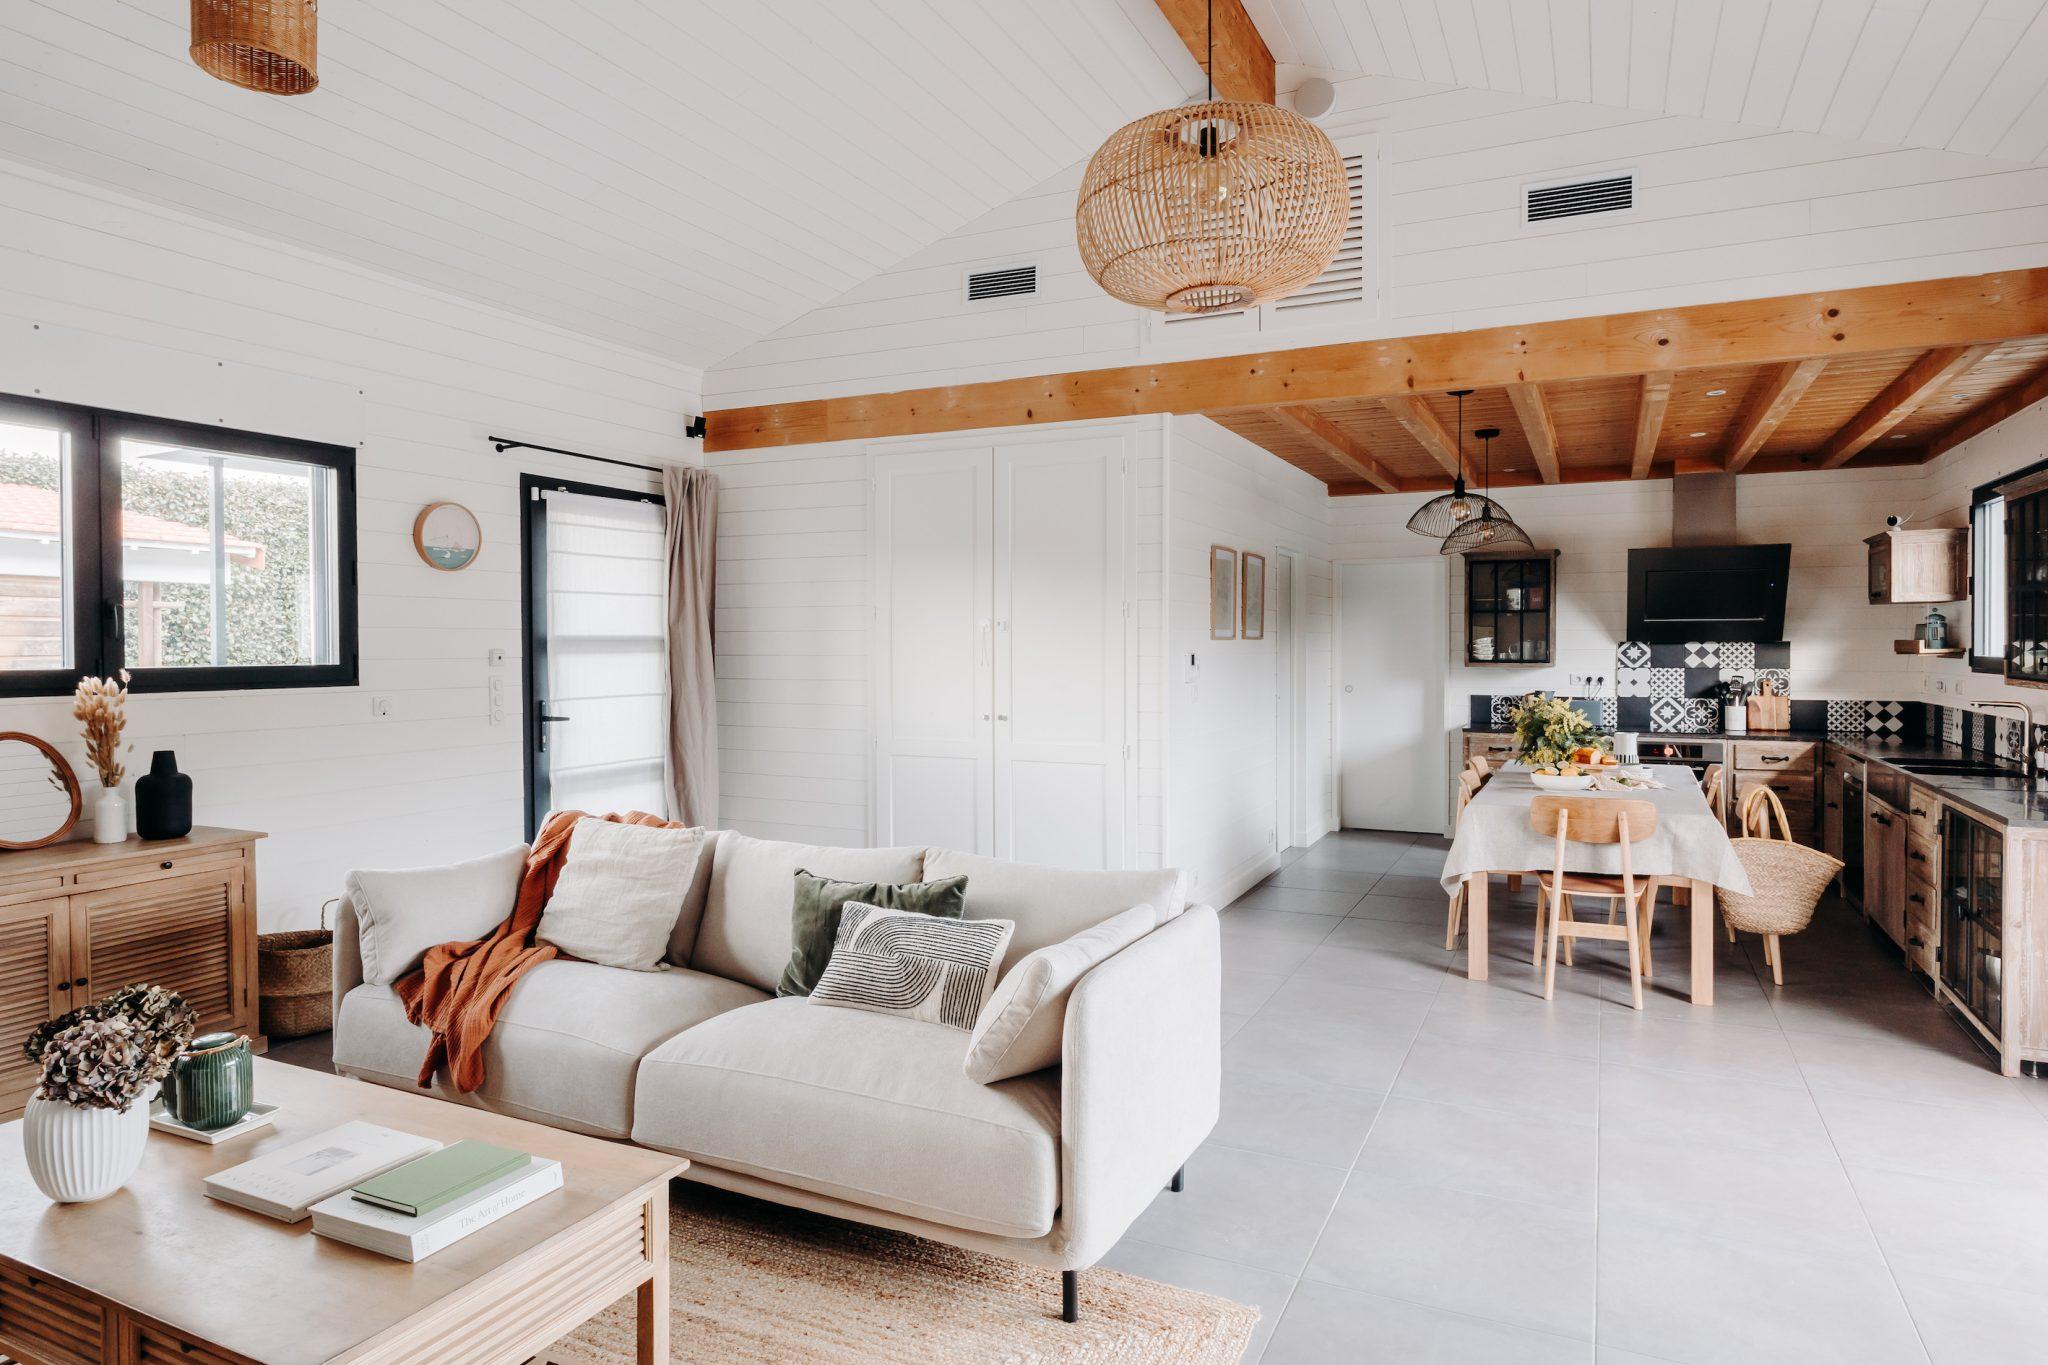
[74,670,131,790]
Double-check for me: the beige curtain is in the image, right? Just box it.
[662,466,718,827]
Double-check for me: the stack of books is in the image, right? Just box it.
[205,1124,562,1262]
[312,1139,562,1262]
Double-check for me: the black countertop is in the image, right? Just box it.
[1463,725,2048,828]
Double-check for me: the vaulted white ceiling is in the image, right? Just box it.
[1254,0,2048,162]
[0,0,1198,368]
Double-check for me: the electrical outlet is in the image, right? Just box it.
[487,648,507,667]
[371,696,392,718]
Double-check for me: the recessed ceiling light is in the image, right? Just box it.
[1689,431,1708,438]
[1706,389,1727,397]
[1892,433,1908,439]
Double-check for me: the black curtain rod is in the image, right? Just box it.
[488,433,690,476]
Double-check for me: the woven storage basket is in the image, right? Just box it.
[257,900,333,1039]
[1717,786,1842,937]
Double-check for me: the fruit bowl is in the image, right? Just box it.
[1530,773,1595,792]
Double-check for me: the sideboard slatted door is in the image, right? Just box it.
[0,899,69,1114]
[71,868,247,1034]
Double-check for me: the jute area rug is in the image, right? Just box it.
[545,1186,1258,1363]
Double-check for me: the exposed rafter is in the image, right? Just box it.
[1379,395,1463,477]
[1151,0,1275,103]
[1504,383,1561,483]
[1820,344,1996,468]
[1266,406,1397,491]
[1927,359,2048,460]
[1722,358,1828,472]
[705,269,2048,453]
[1632,372,1673,478]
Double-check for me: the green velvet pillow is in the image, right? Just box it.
[777,870,969,997]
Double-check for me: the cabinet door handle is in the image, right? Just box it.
[160,860,174,869]
[55,981,70,992]
[1910,850,1927,863]
[1873,814,1892,826]
[1911,807,1929,817]
[1909,893,1926,905]
[73,976,86,987]
[1826,802,1840,810]
[1761,754,1790,764]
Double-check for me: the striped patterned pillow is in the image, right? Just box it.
[809,903,1014,1031]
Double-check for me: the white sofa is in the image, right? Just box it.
[329,830,1220,1318]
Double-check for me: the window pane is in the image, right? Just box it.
[118,438,337,671]
[0,417,73,672]
[1973,494,2005,665]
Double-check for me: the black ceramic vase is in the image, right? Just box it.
[135,750,192,840]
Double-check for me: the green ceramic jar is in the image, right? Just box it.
[162,1032,252,1130]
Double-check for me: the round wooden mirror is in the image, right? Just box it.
[0,733,81,851]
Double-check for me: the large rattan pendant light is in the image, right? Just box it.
[1442,426,1534,555]
[190,0,319,95]
[1407,390,1508,538]
[1075,0,1349,313]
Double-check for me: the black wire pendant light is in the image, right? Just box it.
[1405,390,1508,538]
[1442,426,1534,555]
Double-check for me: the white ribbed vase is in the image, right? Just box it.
[22,1096,149,1202]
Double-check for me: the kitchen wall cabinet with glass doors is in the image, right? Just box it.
[1998,468,2048,684]
[1464,550,1559,667]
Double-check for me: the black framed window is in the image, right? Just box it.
[0,393,356,695]
[1970,481,2007,673]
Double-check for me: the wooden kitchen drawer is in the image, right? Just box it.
[67,845,246,893]
[1464,734,1519,761]
[1906,786,1944,844]
[1907,827,1939,882]
[1734,740,1817,774]
[1904,870,1940,975]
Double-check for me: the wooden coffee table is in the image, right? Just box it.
[0,1059,685,1364]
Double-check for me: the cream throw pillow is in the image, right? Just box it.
[809,903,1014,1030]
[964,904,1158,1084]
[537,819,708,971]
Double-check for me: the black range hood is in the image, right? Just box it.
[1625,473,1790,643]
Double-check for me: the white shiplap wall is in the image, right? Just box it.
[1165,416,1336,907]
[708,72,2048,409]
[0,162,700,930]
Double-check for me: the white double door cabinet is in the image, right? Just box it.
[873,436,1129,869]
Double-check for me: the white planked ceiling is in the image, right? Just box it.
[0,0,1199,369]
[1252,0,2048,163]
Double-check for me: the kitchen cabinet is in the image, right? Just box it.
[1463,732,1520,766]
[0,829,262,1120]
[1940,808,2004,1050]
[1865,527,1966,604]
[1464,550,1558,666]
[1821,750,1845,861]
[1865,795,1908,950]
[1999,470,2048,685]
[1904,785,1942,976]
[1734,739,1818,842]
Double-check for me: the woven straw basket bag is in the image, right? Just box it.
[256,899,335,1039]
[1717,785,1842,941]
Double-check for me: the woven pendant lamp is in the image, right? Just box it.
[1075,2,1349,313]
[1442,427,1534,555]
[1407,390,1508,538]
[190,0,319,95]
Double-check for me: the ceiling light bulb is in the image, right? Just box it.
[1449,498,1473,522]
[1690,431,1707,438]
[1479,523,1497,543]
[1706,389,1727,397]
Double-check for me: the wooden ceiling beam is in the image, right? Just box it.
[1339,445,1929,496]
[1631,371,1673,478]
[1266,406,1397,490]
[704,268,2048,452]
[1722,358,1828,472]
[1925,359,2048,461]
[1819,344,1997,468]
[1151,0,1276,103]
[1503,382,1561,483]
[1379,395,1464,477]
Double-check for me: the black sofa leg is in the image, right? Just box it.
[1062,1270,1079,1322]
[1169,1165,1186,1193]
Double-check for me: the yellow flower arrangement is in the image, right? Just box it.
[1506,692,1610,770]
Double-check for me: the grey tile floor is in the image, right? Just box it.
[1101,828,2048,1365]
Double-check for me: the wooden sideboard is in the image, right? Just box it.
[0,827,264,1120]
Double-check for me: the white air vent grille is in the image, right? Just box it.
[1272,152,1367,316]
[1525,173,1633,223]
[964,263,1038,302]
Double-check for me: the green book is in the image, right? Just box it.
[349,1140,529,1217]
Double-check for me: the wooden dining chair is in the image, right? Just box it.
[1531,795,1660,1009]
[1443,769,1484,950]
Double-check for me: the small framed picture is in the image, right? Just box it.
[1242,552,1266,640]
[1210,545,1238,640]
[413,502,482,572]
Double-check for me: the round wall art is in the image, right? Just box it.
[413,501,482,572]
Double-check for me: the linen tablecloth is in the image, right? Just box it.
[1441,765,1752,896]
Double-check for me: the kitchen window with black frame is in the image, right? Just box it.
[0,393,357,696]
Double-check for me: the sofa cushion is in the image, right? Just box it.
[691,833,925,992]
[333,960,765,1138]
[631,997,1061,1238]
[345,844,529,986]
[921,849,1185,972]
[779,870,968,998]
[810,904,1012,1029]
[965,903,1158,1084]
[663,829,722,966]
[538,819,709,971]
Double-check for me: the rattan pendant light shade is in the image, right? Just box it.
[190,0,318,95]
[1075,101,1350,313]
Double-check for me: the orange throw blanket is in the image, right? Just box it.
[393,809,681,1092]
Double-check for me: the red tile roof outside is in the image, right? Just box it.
[0,481,264,565]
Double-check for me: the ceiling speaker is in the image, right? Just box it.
[1290,78,1337,121]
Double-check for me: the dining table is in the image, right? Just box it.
[1440,763,1753,1004]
